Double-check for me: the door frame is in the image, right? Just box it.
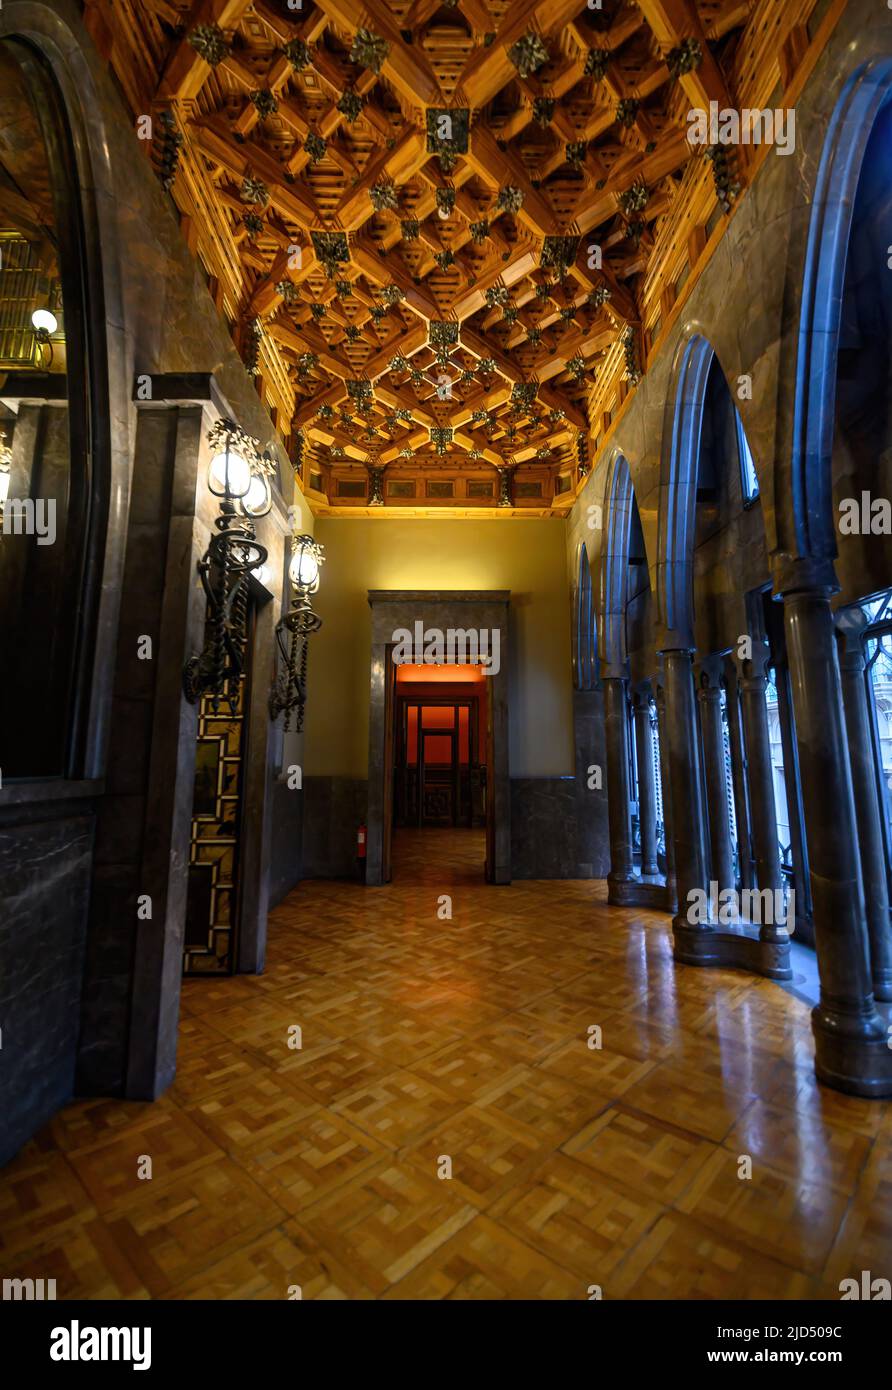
[366,590,510,885]
[396,695,479,829]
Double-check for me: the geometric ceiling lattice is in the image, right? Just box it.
[101,0,827,510]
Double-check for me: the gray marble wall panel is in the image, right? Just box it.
[270,782,303,906]
[511,779,578,879]
[511,767,610,880]
[0,809,93,1165]
[574,687,611,878]
[302,778,369,880]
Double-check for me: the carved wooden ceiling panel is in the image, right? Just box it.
[86,0,831,514]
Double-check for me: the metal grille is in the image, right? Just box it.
[0,236,43,367]
[183,674,246,975]
[650,700,665,856]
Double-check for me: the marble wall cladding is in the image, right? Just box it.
[270,781,303,907]
[302,778,369,880]
[0,809,93,1165]
[511,779,579,879]
[77,405,181,1097]
[574,687,612,878]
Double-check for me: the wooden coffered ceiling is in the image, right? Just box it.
[87,0,835,516]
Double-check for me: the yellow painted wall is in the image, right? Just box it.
[303,517,574,778]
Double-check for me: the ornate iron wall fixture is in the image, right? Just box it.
[183,419,273,711]
[270,534,325,732]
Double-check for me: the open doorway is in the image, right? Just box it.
[391,663,487,882]
[366,590,510,886]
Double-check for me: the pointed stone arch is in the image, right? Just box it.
[782,55,892,594]
[572,539,597,691]
[599,450,635,676]
[656,332,716,650]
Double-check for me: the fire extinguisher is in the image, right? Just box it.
[357,823,367,882]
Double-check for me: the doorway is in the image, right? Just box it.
[395,664,487,829]
[366,590,511,886]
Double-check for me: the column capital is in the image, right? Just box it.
[771,551,839,599]
[631,679,653,710]
[834,605,869,673]
[733,638,772,688]
[695,652,726,695]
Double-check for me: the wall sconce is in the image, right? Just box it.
[183,418,273,711]
[269,533,325,732]
[31,307,58,369]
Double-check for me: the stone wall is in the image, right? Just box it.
[568,0,892,658]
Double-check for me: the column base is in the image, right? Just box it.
[672,920,793,980]
[608,875,674,912]
[812,1003,892,1097]
[873,973,892,1004]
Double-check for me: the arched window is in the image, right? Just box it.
[0,37,103,779]
[573,541,597,690]
[864,593,892,864]
[736,414,760,504]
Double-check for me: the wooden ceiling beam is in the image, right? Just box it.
[247,244,318,316]
[267,320,354,380]
[313,0,444,107]
[573,129,692,235]
[156,0,256,102]
[455,0,582,109]
[335,128,429,230]
[635,0,734,111]
[465,126,559,238]
[190,117,321,228]
[351,237,441,322]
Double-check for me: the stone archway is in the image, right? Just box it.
[772,57,892,1097]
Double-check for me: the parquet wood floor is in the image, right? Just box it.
[3,827,891,1300]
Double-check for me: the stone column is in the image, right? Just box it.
[836,611,892,1002]
[736,641,784,942]
[661,648,709,930]
[655,672,677,910]
[603,674,635,893]
[782,582,886,1085]
[723,658,753,890]
[632,683,659,875]
[697,656,734,895]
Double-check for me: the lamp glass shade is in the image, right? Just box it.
[242,471,271,517]
[31,308,58,335]
[208,447,251,498]
[289,541,320,592]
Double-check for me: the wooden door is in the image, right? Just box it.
[420,724,458,826]
[485,678,495,881]
[382,648,396,883]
